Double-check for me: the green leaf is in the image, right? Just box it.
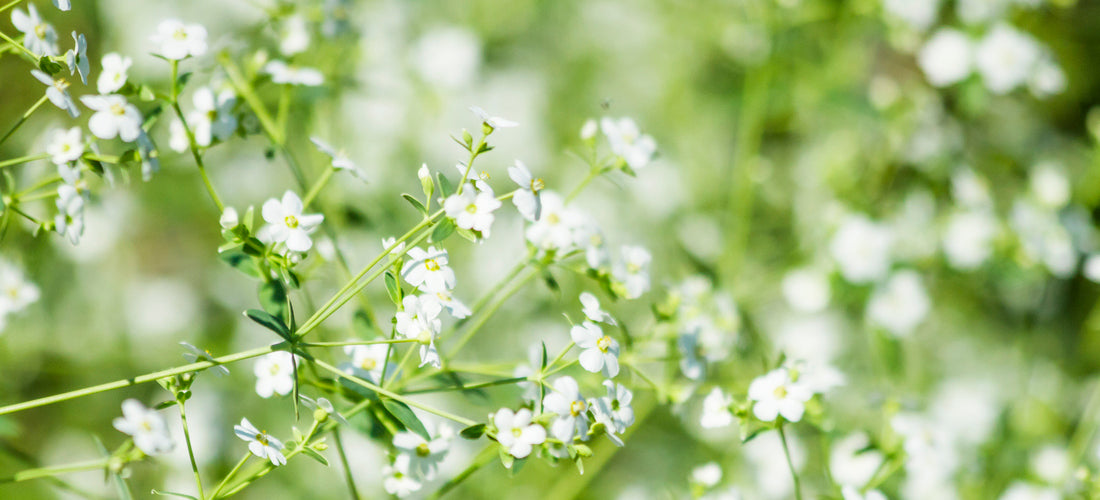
[462,130,473,148]
[37,56,63,75]
[381,399,430,441]
[459,423,486,440]
[300,446,329,466]
[430,218,456,243]
[437,173,454,197]
[455,227,478,242]
[540,341,548,371]
[402,194,428,216]
[259,280,288,322]
[244,309,292,342]
[218,249,262,279]
[138,85,157,102]
[498,446,514,469]
[176,71,193,89]
[384,271,402,306]
[543,270,561,296]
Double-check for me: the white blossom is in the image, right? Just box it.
[343,343,388,382]
[781,267,830,313]
[264,60,323,86]
[46,127,84,165]
[470,106,517,129]
[601,117,657,170]
[919,28,973,87]
[747,368,812,422]
[444,183,502,236]
[81,94,142,142]
[280,15,311,56]
[508,160,543,222]
[700,388,735,429]
[614,245,652,299]
[493,408,546,459]
[12,4,58,56]
[866,270,930,337]
[383,454,422,497]
[97,53,132,94]
[401,246,456,293]
[32,70,79,118]
[113,399,174,455]
[234,417,286,466]
[571,321,620,377]
[0,262,40,318]
[589,380,634,445]
[151,19,208,60]
[830,214,893,284]
[392,423,450,480]
[54,184,85,245]
[310,137,367,180]
[975,24,1041,95]
[65,32,89,85]
[259,191,324,252]
[579,291,616,325]
[542,376,589,442]
[253,351,296,398]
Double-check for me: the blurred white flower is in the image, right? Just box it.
[113,399,174,456]
[1030,444,1070,484]
[392,423,450,480]
[253,351,296,398]
[0,262,40,318]
[151,19,208,60]
[310,137,367,180]
[444,183,502,237]
[542,375,589,442]
[942,210,998,270]
[975,24,1040,94]
[601,117,657,170]
[700,388,734,429]
[866,270,930,337]
[830,432,884,488]
[259,191,324,252]
[748,368,812,422]
[97,53,132,94]
[919,28,973,87]
[1029,59,1067,98]
[219,207,239,229]
[882,0,941,31]
[32,70,79,118]
[54,184,85,245]
[781,267,831,313]
[589,380,634,446]
[81,94,142,142]
[343,343,388,382]
[395,294,443,367]
[383,454,421,497]
[46,127,84,165]
[580,292,616,325]
[12,4,58,56]
[412,27,481,89]
[1029,162,1070,210]
[234,418,286,466]
[525,191,588,251]
[830,214,893,284]
[997,482,1060,500]
[952,168,993,209]
[509,160,543,222]
[470,106,518,129]
[1085,254,1100,283]
[264,60,324,86]
[493,408,546,459]
[190,87,238,148]
[401,246,456,293]
[431,289,470,319]
[279,15,310,56]
[52,0,71,11]
[691,462,723,488]
[580,119,598,140]
[572,321,620,377]
[614,245,652,299]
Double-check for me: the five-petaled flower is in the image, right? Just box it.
[493,408,546,459]
[571,320,620,378]
[151,19,208,60]
[259,191,324,253]
[401,246,456,293]
[81,94,142,142]
[234,417,287,466]
[444,183,502,237]
[747,367,813,423]
[542,375,589,442]
[113,399,174,456]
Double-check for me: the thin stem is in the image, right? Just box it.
[427,445,496,499]
[210,454,249,499]
[0,0,26,16]
[177,401,206,500]
[0,94,49,148]
[170,101,224,211]
[565,168,599,204]
[301,338,418,348]
[445,268,539,358]
[313,359,476,426]
[403,375,529,395]
[301,166,334,207]
[14,190,57,203]
[0,29,36,60]
[385,345,417,388]
[778,423,803,500]
[332,430,361,500]
[15,173,62,197]
[2,457,109,483]
[0,152,49,169]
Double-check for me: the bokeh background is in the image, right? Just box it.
[2,0,1100,498]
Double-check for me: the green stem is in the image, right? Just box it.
[0,152,49,169]
[170,101,224,211]
[301,338,418,348]
[445,268,539,358]
[0,94,49,148]
[565,168,599,204]
[403,375,529,395]
[427,445,495,499]
[2,457,109,483]
[177,400,206,500]
[313,359,476,426]
[301,167,334,207]
[332,430,361,500]
[15,173,62,197]
[778,423,803,500]
[210,454,249,499]
[0,0,26,16]
[0,29,36,61]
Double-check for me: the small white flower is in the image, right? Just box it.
[975,24,1041,95]
[46,127,84,165]
[691,462,723,488]
[882,0,939,31]
[444,183,502,237]
[401,246,456,293]
[508,160,543,222]
[0,263,39,318]
[12,4,58,56]
[234,417,286,466]
[260,191,324,252]
[525,191,587,251]
[866,270,930,338]
[113,399,174,455]
[747,368,812,423]
[493,408,546,459]
[97,53,132,94]
[280,15,311,56]
[310,137,367,180]
[942,210,997,270]
[678,329,705,380]
[830,432,884,488]
[580,119,598,140]
[392,424,450,480]
[542,376,589,442]
[830,214,893,284]
[918,28,972,87]
[81,94,142,142]
[54,184,85,245]
[219,207,239,229]
[395,294,443,367]
[151,19,208,60]
[383,236,407,258]
[781,267,830,313]
[186,87,238,148]
[431,289,471,319]
[469,106,517,129]
[264,60,324,86]
[571,321,620,377]
[32,70,79,118]
[1084,254,1100,283]
[700,388,735,429]
[52,0,71,11]
[1029,59,1067,99]
[1030,162,1070,210]
[601,117,657,170]
[344,343,389,381]
[841,486,888,500]
[65,32,89,85]
[383,454,422,497]
[579,291,616,325]
[589,380,634,446]
[614,245,652,299]
[253,351,296,398]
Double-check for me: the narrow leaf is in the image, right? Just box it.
[244,309,292,341]
[402,194,428,216]
[381,399,430,441]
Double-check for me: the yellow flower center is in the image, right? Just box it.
[269,364,282,376]
[530,178,544,193]
[424,258,440,271]
[547,213,560,225]
[416,443,431,457]
[597,335,613,352]
[570,400,586,416]
[511,427,523,437]
[109,103,127,116]
[284,215,299,228]
[173,28,188,40]
[34,24,46,39]
[773,385,788,399]
[465,203,478,214]
[257,432,269,446]
[359,358,377,371]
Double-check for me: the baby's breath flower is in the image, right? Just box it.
[866,270,930,338]
[600,117,656,170]
[0,261,40,317]
[65,32,89,85]
[444,183,502,237]
[431,289,471,319]
[343,343,388,381]
[234,417,286,466]
[975,24,1040,95]
[401,246,456,293]
[383,454,422,497]
[542,376,589,442]
[12,4,58,56]
[579,291,616,325]
[97,53,132,94]
[493,408,546,459]
[469,106,518,130]
[259,191,324,253]
[253,351,296,398]
[264,60,324,86]
[46,127,84,165]
[571,321,620,378]
[591,380,634,440]
[280,15,311,56]
[508,160,543,222]
[176,87,238,150]
[747,368,811,423]
[580,119,598,140]
[919,28,972,88]
[81,94,142,142]
[830,214,893,284]
[614,245,652,299]
[700,388,735,429]
[392,422,451,480]
[113,399,174,456]
[395,294,444,367]
[151,19,208,60]
[32,70,79,118]
[54,184,85,245]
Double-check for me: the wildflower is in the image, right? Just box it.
[65,32,89,85]
[747,368,812,423]
[46,127,84,165]
[392,423,450,479]
[185,87,238,148]
[401,246,456,293]
[866,270,930,338]
[542,376,589,442]
[469,106,517,129]
[97,53,132,94]
[830,214,893,284]
[81,94,142,142]
[280,15,310,56]
[180,342,230,376]
[580,119,598,140]
[571,321,620,377]
[310,137,367,180]
[264,60,323,86]
[579,291,616,325]
[394,294,444,367]
[151,19,208,60]
[234,418,286,466]
[113,399,174,455]
[508,160,543,221]
[299,395,348,426]
[600,117,657,170]
[1029,162,1070,210]
[32,70,79,118]
[444,183,501,237]
[259,191,324,252]
[432,290,471,319]
[700,388,735,429]
[830,433,885,489]
[590,380,634,441]
[54,184,85,245]
[0,262,40,316]
[344,343,388,382]
[493,408,546,459]
[219,207,239,229]
[786,360,845,395]
[691,462,723,489]
[383,454,422,497]
[918,28,972,87]
[12,4,58,56]
[614,245,652,299]
[942,211,997,270]
[525,191,586,251]
[1029,59,1067,98]
[975,24,1040,95]
[382,236,407,257]
[781,267,830,313]
[52,0,71,11]
[253,351,296,398]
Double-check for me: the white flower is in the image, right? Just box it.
[65,32,89,85]
[97,53,132,94]
[571,321,620,377]
[260,191,324,252]
[383,454,422,497]
[614,245,652,299]
[219,207,239,229]
[600,117,657,170]
[830,432,884,488]
[264,60,323,86]
[678,329,706,380]
[52,0,71,11]
[234,418,286,466]
[430,290,471,319]
[310,137,366,180]
[882,0,940,31]
[997,482,1059,500]
[280,15,310,56]
[54,184,85,245]
[580,119,598,140]
[787,360,845,395]
[81,94,142,142]
[493,408,546,459]
[1030,162,1070,210]
[508,160,544,222]
[691,462,723,488]
[12,5,58,56]
[344,343,389,381]
[444,183,502,236]
[942,210,997,270]
[185,87,238,148]
[525,191,588,251]
[781,267,830,313]
[975,24,1041,95]
[382,236,407,259]
[469,106,517,129]
[542,376,589,442]
[589,380,634,445]
[1031,445,1070,484]
[747,368,812,423]
[392,424,450,480]
[411,27,480,89]
[32,70,79,118]
[113,399,173,455]
[0,262,40,317]
[1085,254,1100,283]
[830,214,893,284]
[919,28,973,87]
[841,486,888,500]
[46,127,84,165]
[700,388,735,429]
[580,292,616,325]
[151,19,208,60]
[401,246,456,293]
[866,270,930,338]
[1029,59,1067,98]
[253,351,296,398]
[395,294,443,368]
